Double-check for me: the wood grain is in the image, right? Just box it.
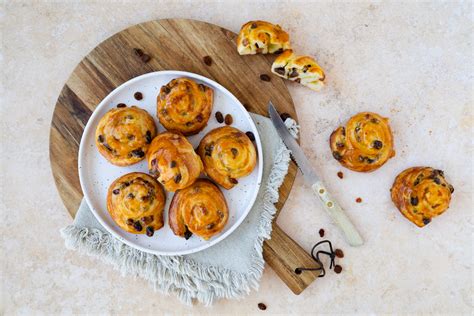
[49,19,320,294]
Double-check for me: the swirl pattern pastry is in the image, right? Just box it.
[107,172,166,236]
[157,78,213,136]
[330,112,395,172]
[236,20,290,55]
[147,132,203,192]
[169,179,229,240]
[391,167,454,227]
[95,106,157,166]
[197,126,257,189]
[271,50,325,91]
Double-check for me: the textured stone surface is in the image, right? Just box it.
[1,1,472,314]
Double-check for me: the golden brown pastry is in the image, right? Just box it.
[95,106,157,166]
[391,167,454,227]
[197,126,257,190]
[157,78,213,136]
[107,172,166,236]
[236,20,290,55]
[169,179,229,240]
[330,112,395,172]
[271,50,325,91]
[147,132,203,192]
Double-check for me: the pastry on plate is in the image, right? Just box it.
[391,167,454,227]
[329,112,395,172]
[169,179,229,240]
[236,20,290,55]
[147,131,203,192]
[95,106,157,166]
[271,49,325,91]
[107,172,166,236]
[197,126,257,189]
[157,78,213,136]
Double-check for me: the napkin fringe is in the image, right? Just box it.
[60,118,298,305]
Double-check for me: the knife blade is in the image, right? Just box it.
[268,101,364,247]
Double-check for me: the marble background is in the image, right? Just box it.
[1,0,472,314]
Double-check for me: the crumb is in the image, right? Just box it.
[319,228,325,237]
[337,171,344,179]
[355,197,362,203]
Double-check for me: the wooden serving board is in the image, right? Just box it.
[50,19,321,294]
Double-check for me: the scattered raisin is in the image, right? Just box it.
[246,131,255,141]
[334,265,343,274]
[260,74,271,82]
[355,197,362,203]
[140,54,151,63]
[134,92,143,100]
[337,171,344,179]
[257,303,267,310]
[146,226,154,237]
[280,112,291,121]
[184,227,192,240]
[334,249,344,258]
[117,103,126,108]
[319,228,325,237]
[133,48,144,57]
[203,55,212,66]
[215,111,224,123]
[224,114,233,125]
[229,177,238,184]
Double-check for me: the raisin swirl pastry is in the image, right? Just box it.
[169,179,229,240]
[271,50,325,91]
[330,112,395,172]
[391,167,454,227]
[95,106,157,166]
[236,20,290,55]
[157,78,213,136]
[107,172,166,236]
[147,132,203,192]
[197,126,257,190]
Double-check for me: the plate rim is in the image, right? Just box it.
[78,70,264,256]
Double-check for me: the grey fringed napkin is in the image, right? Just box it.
[61,113,298,305]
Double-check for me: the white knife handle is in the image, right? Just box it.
[311,181,364,247]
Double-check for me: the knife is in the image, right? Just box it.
[268,101,364,247]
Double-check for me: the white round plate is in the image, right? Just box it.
[78,71,263,256]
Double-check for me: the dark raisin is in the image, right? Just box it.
[260,74,271,82]
[140,54,151,63]
[127,134,135,141]
[151,158,157,166]
[257,303,267,310]
[217,210,224,219]
[184,227,193,240]
[206,223,215,230]
[146,226,154,237]
[372,140,383,149]
[117,103,126,108]
[140,195,150,202]
[133,221,143,231]
[302,65,309,73]
[337,171,344,179]
[196,114,203,122]
[251,22,257,29]
[134,92,143,100]
[274,67,286,76]
[215,111,224,123]
[295,78,301,83]
[203,55,212,66]
[145,131,152,144]
[126,218,134,225]
[333,151,342,161]
[371,118,379,124]
[318,229,324,237]
[112,189,120,195]
[295,268,302,274]
[123,181,130,187]
[448,185,454,193]
[127,193,134,199]
[433,177,441,185]
[133,48,144,57]
[414,178,421,186]
[334,249,344,258]
[229,177,238,184]
[170,160,177,168]
[341,127,346,136]
[246,131,255,141]
[231,148,238,158]
[98,135,104,143]
[225,114,233,125]
[434,169,444,177]
[289,68,298,78]
[280,112,291,121]
[336,142,345,148]
[174,174,182,183]
[131,149,145,158]
[411,196,419,206]
[366,158,375,164]
[103,143,113,152]
[162,86,170,94]
[423,218,431,225]
[355,197,362,203]
[358,155,365,162]
[334,265,343,274]
[274,48,284,54]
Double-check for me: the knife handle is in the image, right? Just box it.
[311,181,364,247]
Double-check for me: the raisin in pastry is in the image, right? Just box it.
[236,20,290,55]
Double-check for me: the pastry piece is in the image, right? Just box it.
[147,132,203,192]
[169,179,229,240]
[330,112,395,172]
[236,20,290,55]
[391,167,454,227]
[271,50,325,91]
[95,106,157,166]
[107,172,166,236]
[157,78,213,136]
[197,126,257,189]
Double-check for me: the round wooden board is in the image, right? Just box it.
[50,19,321,294]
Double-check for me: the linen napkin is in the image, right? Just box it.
[61,113,299,305]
